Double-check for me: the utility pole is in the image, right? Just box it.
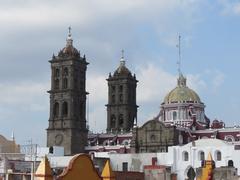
[30,140,37,180]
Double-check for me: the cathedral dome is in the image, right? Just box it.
[163,74,201,104]
[60,45,79,57]
[58,29,80,58]
[113,57,131,76]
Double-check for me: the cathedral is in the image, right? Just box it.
[47,29,240,155]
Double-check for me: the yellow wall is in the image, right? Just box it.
[0,135,20,153]
[200,162,213,180]
[35,156,53,180]
[101,160,115,180]
[197,153,213,180]
[57,154,102,180]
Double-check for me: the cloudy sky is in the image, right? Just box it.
[0,0,240,146]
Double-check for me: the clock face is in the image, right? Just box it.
[55,134,63,145]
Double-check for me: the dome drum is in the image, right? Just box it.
[159,74,208,127]
[161,103,205,109]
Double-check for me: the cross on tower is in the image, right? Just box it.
[68,26,72,35]
[121,49,124,59]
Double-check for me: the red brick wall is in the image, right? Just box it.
[114,171,144,180]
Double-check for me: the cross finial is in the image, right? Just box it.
[120,49,125,66]
[176,35,182,75]
[66,26,73,46]
[68,26,72,36]
[121,49,124,59]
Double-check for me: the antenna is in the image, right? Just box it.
[176,35,182,75]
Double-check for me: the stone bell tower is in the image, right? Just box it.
[47,28,88,155]
[106,51,138,133]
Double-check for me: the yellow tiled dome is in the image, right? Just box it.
[164,74,201,104]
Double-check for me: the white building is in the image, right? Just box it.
[94,139,240,180]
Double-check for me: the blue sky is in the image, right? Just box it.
[0,0,240,146]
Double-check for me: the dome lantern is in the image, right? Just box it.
[178,73,186,87]
[57,27,80,58]
[163,74,201,104]
[66,26,73,47]
[113,50,132,76]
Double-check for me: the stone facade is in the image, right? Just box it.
[106,56,138,133]
[47,30,88,155]
[131,119,179,153]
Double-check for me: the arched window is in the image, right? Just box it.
[62,102,68,117]
[199,151,205,161]
[183,151,189,161]
[187,167,196,180]
[110,115,116,128]
[55,68,60,77]
[224,135,235,142]
[228,160,234,167]
[119,94,123,102]
[173,111,177,120]
[111,85,115,92]
[53,102,59,117]
[215,150,221,161]
[122,139,129,146]
[119,85,123,92]
[63,78,68,89]
[63,67,69,76]
[49,146,53,154]
[55,79,59,89]
[103,140,109,146]
[150,134,156,142]
[112,95,115,104]
[119,114,124,127]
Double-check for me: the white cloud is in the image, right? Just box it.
[0,0,205,35]
[136,63,211,103]
[88,105,107,133]
[187,74,207,91]
[0,81,49,145]
[212,70,225,91]
[87,73,108,103]
[202,69,225,93]
[136,64,176,103]
[218,0,240,15]
[86,72,108,132]
[0,81,49,111]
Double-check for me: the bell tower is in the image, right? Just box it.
[106,51,138,133]
[47,28,89,155]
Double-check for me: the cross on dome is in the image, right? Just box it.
[120,49,125,66]
[177,73,187,87]
[66,26,73,47]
